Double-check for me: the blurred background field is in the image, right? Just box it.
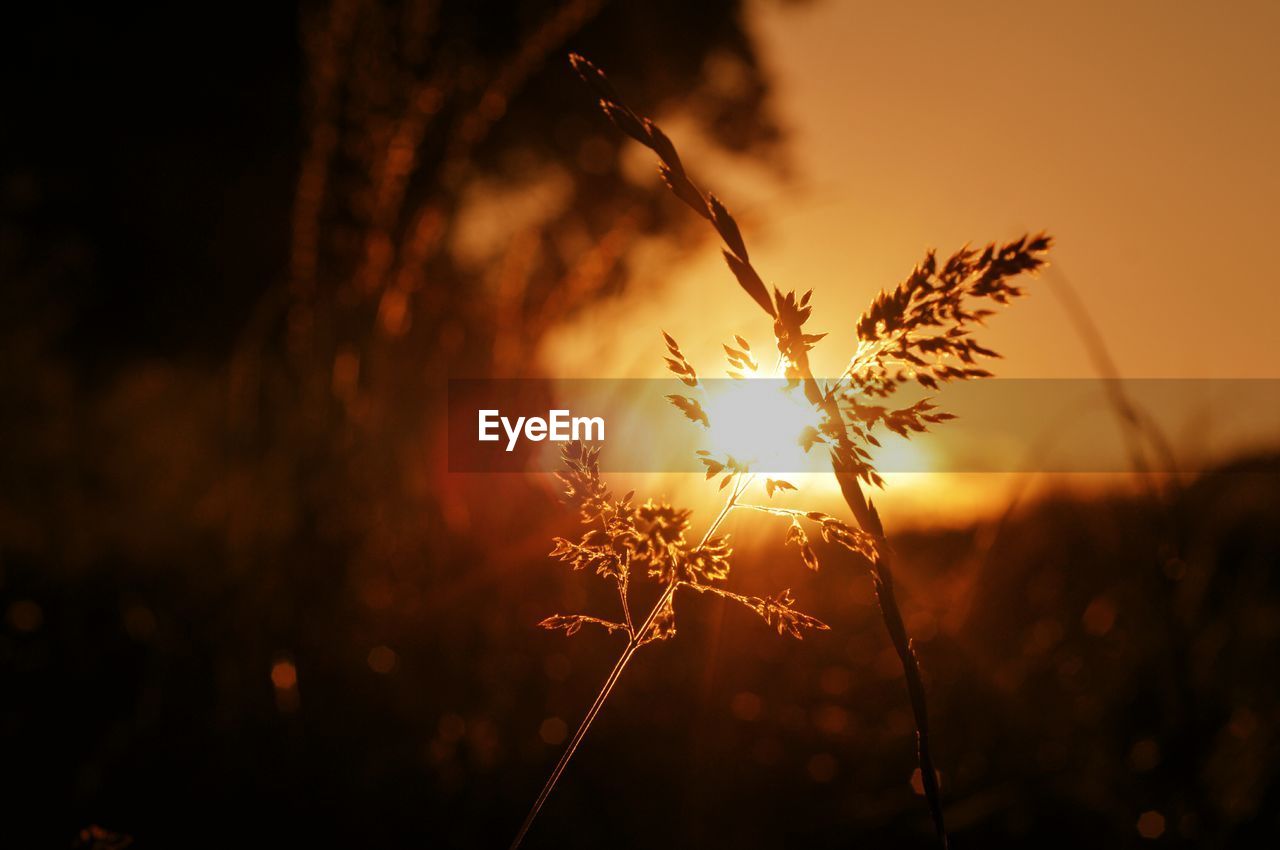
[2,1,1278,847]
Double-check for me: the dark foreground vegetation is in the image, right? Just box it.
[5,456,1278,847]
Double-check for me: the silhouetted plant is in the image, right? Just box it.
[511,53,1053,849]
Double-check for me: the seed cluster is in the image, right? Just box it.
[525,53,1054,850]
[542,441,829,644]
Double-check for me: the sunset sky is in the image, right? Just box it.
[541,0,1279,521]
[754,0,1279,380]
[547,0,1278,379]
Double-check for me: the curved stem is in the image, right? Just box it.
[743,486,947,846]
[830,432,949,848]
[865,533,947,848]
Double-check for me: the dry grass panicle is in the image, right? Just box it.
[511,53,1053,849]
[540,440,828,645]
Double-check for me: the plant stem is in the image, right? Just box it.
[508,633,639,850]
[735,503,806,518]
[617,552,635,635]
[1044,265,1181,498]
[510,474,753,849]
[570,52,951,844]
[728,480,949,846]
[738,477,947,844]
[858,514,948,849]
[802,365,950,848]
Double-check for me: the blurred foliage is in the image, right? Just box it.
[0,0,786,642]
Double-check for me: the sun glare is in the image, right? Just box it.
[701,378,825,473]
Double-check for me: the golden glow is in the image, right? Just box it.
[535,1,1280,525]
[700,378,824,473]
[874,436,933,483]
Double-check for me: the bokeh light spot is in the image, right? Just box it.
[1083,596,1117,636]
[1137,810,1166,839]
[7,599,43,632]
[539,716,567,745]
[271,659,298,690]
[367,645,398,674]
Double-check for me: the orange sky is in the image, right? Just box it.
[538,0,1279,523]
[750,0,1280,380]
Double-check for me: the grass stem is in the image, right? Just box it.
[510,475,753,848]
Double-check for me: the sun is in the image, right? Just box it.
[699,377,825,473]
